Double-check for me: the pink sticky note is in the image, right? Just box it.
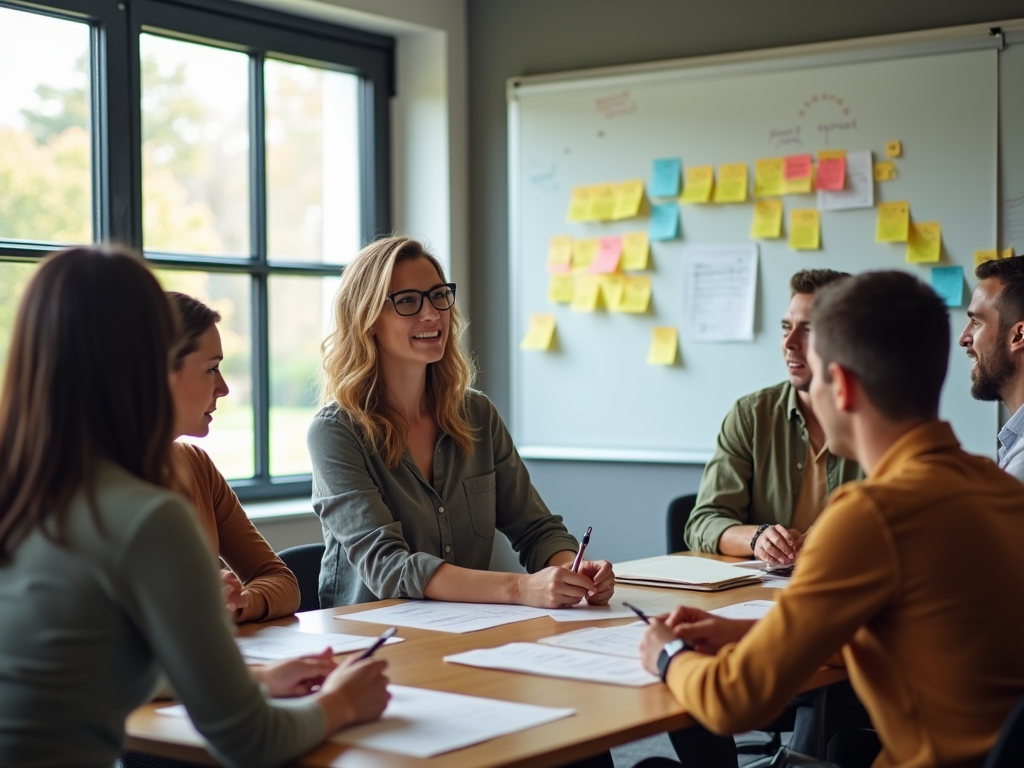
[547,262,572,273]
[815,157,846,191]
[783,154,813,180]
[588,236,623,274]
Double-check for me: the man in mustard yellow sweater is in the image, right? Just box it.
[641,271,1024,768]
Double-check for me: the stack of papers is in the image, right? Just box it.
[614,555,763,591]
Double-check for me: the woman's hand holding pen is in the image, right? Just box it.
[516,566,596,608]
[663,606,755,655]
[573,559,615,604]
[251,648,338,698]
[316,656,391,733]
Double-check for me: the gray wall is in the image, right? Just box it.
[466,0,1024,563]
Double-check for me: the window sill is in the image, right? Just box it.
[242,497,316,524]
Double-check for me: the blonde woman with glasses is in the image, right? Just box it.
[310,236,615,609]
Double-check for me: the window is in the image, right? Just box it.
[0,0,393,500]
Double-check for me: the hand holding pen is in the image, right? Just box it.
[567,526,616,606]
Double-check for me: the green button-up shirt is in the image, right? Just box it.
[308,390,579,607]
[684,380,861,553]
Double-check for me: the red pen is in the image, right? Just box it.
[571,526,592,573]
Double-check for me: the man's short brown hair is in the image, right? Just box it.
[811,271,949,421]
[789,269,851,297]
[975,255,1024,334]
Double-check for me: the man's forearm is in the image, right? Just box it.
[717,525,759,556]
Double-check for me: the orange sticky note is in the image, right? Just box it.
[588,236,623,274]
[713,163,748,203]
[906,222,942,263]
[547,235,573,273]
[876,202,910,243]
[886,140,902,158]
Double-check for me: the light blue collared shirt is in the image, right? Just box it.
[998,403,1024,484]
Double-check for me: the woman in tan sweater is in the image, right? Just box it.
[169,292,301,622]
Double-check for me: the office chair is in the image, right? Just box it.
[117,751,207,768]
[278,542,326,613]
[665,494,698,553]
[986,693,1024,768]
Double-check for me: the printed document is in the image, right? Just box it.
[235,626,402,661]
[445,642,659,687]
[682,244,758,342]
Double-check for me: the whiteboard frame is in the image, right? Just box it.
[508,19,1022,464]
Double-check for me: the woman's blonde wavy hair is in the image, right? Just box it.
[319,236,477,467]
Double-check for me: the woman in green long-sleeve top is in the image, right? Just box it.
[0,246,389,768]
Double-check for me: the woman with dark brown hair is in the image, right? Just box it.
[0,246,389,768]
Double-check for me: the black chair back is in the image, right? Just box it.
[985,693,1024,768]
[666,494,698,554]
[278,542,326,613]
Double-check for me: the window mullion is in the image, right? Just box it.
[250,51,271,483]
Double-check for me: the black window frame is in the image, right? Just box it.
[0,0,394,501]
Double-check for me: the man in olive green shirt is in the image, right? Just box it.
[685,269,860,563]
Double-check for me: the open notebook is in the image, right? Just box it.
[614,555,763,591]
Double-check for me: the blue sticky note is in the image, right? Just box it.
[649,202,680,241]
[931,266,964,307]
[650,158,682,198]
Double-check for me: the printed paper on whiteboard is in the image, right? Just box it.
[682,244,758,342]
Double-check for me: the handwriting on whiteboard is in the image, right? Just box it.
[594,91,637,119]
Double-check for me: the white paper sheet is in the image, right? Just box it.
[234,626,403,661]
[817,150,874,211]
[339,601,547,633]
[709,599,775,620]
[682,244,758,342]
[329,685,574,759]
[445,642,659,687]
[542,596,643,623]
[537,621,646,659]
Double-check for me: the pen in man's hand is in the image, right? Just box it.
[622,602,650,624]
[571,526,592,573]
[354,627,397,661]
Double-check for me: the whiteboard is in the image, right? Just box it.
[508,32,1012,462]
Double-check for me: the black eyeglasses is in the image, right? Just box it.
[386,283,457,316]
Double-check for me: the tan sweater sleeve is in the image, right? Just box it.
[191,448,301,620]
[665,486,897,734]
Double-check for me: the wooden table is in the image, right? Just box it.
[125,574,845,768]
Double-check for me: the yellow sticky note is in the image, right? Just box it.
[819,149,847,160]
[600,275,625,310]
[789,209,821,250]
[572,238,598,270]
[713,163,748,203]
[754,158,785,198]
[873,161,896,182]
[782,174,814,195]
[519,314,556,351]
[618,276,652,314]
[647,327,678,366]
[621,232,650,271]
[906,222,942,263]
[1002,247,1015,259]
[611,179,645,220]
[586,183,618,221]
[547,235,573,272]
[547,273,574,303]
[750,199,783,239]
[876,201,910,243]
[974,250,998,268]
[680,165,714,203]
[567,187,594,222]
[886,140,902,158]
[571,274,602,312]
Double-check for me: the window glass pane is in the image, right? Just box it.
[265,59,360,265]
[0,8,92,244]
[269,274,339,476]
[141,35,249,256]
[156,270,254,479]
[0,262,39,382]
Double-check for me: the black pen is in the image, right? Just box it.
[353,627,397,661]
[622,602,650,624]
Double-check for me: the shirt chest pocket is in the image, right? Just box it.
[462,472,496,539]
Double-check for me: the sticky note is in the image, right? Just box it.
[750,199,783,239]
[873,161,896,182]
[618,276,652,313]
[647,327,678,365]
[783,154,813,180]
[621,232,650,271]
[906,222,942,263]
[789,209,821,250]
[567,187,594,222]
[876,201,910,243]
[886,140,902,158]
[1003,247,1016,259]
[650,158,682,198]
[819,149,847,160]
[754,158,785,198]
[572,238,598,270]
[586,183,618,221]
[519,314,556,351]
[815,155,846,192]
[571,274,602,312]
[931,266,964,307]
[974,250,998,267]
[680,165,714,203]
[611,179,645,220]
[712,163,749,203]
[547,235,573,273]
[600,275,625,310]
[547,274,574,304]
[649,202,680,241]
[589,236,623,274]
